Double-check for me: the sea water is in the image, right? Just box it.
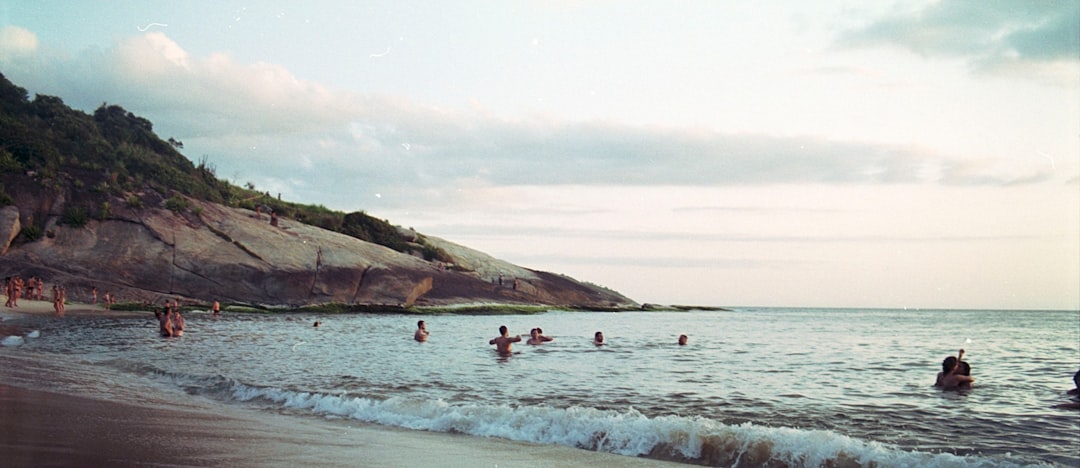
[1,308,1077,467]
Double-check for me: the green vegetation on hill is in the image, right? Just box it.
[0,71,451,262]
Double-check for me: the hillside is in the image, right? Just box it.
[0,72,636,309]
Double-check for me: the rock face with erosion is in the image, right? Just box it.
[0,196,635,309]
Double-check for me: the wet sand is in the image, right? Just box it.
[1,302,682,467]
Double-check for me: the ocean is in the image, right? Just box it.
[2,307,1078,467]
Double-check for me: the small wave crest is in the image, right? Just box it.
[213,383,1018,467]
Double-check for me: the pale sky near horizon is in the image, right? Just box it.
[1,1,1077,310]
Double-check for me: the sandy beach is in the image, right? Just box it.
[1,301,682,467]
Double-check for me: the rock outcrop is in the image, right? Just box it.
[0,196,636,309]
[0,206,20,256]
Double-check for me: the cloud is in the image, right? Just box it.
[425,223,1044,245]
[0,30,363,137]
[0,26,1058,214]
[835,0,1080,84]
[0,26,38,57]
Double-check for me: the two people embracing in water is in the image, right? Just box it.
[935,348,974,390]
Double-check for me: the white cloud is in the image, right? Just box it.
[0,26,38,57]
[0,26,1067,215]
[1,30,362,137]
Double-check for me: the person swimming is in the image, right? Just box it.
[488,325,522,356]
[593,331,604,346]
[526,327,553,345]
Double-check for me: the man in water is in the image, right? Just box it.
[488,325,521,355]
[526,327,553,345]
[678,334,688,346]
[593,331,604,346]
[414,320,429,342]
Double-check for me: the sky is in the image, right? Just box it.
[1,1,1077,310]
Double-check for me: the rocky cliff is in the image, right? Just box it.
[0,195,635,309]
[0,71,636,310]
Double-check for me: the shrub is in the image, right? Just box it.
[0,184,12,206]
[21,225,41,241]
[63,206,88,228]
[0,149,21,172]
[165,194,190,213]
[127,195,143,208]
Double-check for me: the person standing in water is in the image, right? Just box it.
[935,349,974,389]
[526,328,553,345]
[414,320,430,342]
[489,325,521,356]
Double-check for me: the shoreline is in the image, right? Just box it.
[0,383,683,467]
[1,301,685,467]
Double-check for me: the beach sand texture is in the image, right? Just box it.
[1,301,681,467]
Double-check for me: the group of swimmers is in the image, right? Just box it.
[489,326,689,354]
[155,299,186,337]
[413,322,689,356]
[416,322,1075,400]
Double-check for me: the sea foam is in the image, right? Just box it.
[221,382,1019,467]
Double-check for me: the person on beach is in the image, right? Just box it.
[91,287,98,305]
[414,320,429,342]
[25,277,35,301]
[678,334,688,346]
[6,276,22,307]
[593,331,605,346]
[526,327,553,345]
[58,286,66,316]
[935,349,974,389]
[489,325,521,356]
[52,285,63,316]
